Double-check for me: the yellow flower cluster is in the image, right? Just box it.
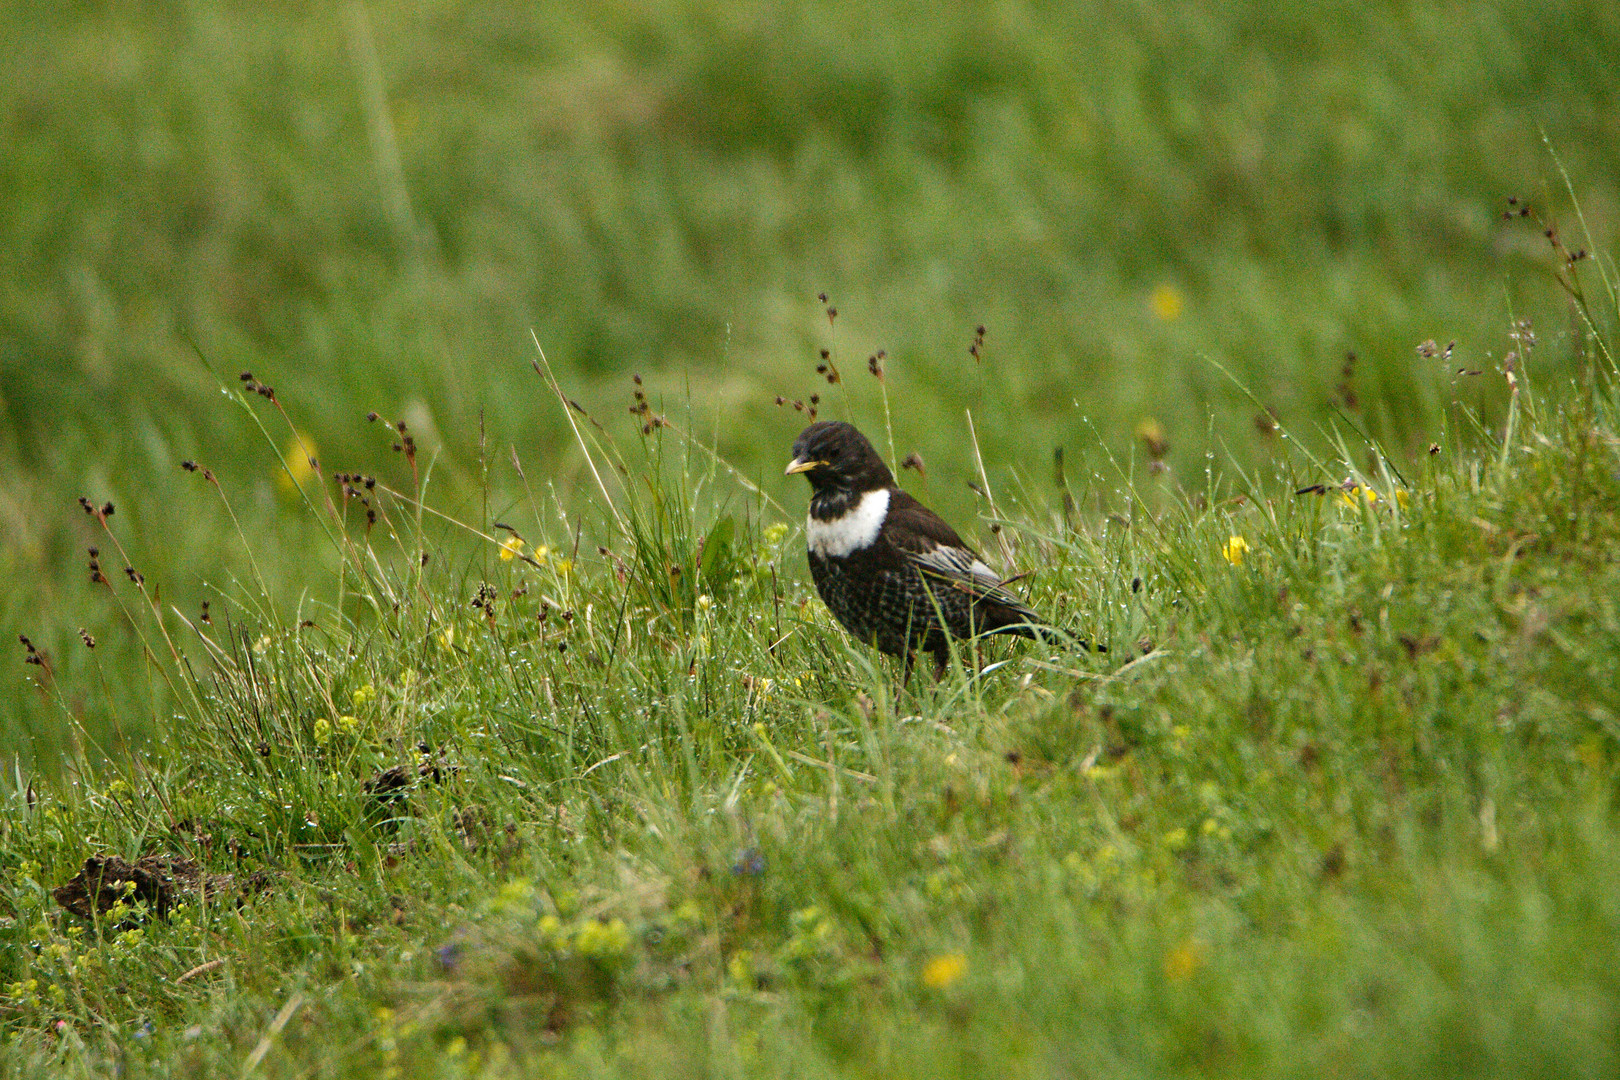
[574,918,632,961]
[535,912,632,963]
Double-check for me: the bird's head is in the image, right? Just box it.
[785,421,894,495]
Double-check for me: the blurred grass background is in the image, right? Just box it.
[2,0,1617,760]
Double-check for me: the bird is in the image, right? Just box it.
[785,420,1056,678]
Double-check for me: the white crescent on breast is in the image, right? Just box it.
[806,488,891,558]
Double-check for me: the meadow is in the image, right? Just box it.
[2,1,1619,1075]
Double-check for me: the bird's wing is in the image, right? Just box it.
[884,491,1036,612]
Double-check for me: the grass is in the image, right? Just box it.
[4,0,1619,757]
[3,268,1619,1073]
[4,1,1620,1074]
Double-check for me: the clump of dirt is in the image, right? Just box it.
[53,854,272,922]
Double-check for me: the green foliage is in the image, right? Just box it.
[3,316,1619,1073]
[4,1,1620,1074]
[5,0,1619,752]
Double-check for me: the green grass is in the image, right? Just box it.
[3,301,1619,1073]
[4,1,1620,1074]
[4,0,1619,756]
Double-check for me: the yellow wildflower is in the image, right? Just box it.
[1135,418,1169,459]
[727,950,754,986]
[554,558,573,576]
[351,684,377,709]
[498,536,524,561]
[276,432,318,495]
[1149,283,1184,321]
[1221,535,1250,565]
[575,918,632,961]
[763,523,790,546]
[1163,939,1202,982]
[921,951,968,990]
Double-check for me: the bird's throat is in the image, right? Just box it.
[806,488,891,558]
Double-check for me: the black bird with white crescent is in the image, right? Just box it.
[785,420,1055,676]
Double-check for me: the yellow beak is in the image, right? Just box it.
[784,456,823,476]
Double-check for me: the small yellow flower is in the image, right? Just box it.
[1149,283,1184,322]
[921,951,968,990]
[1338,485,1378,508]
[727,950,754,986]
[763,523,790,546]
[1135,417,1170,459]
[1393,489,1411,509]
[336,714,358,734]
[531,544,551,565]
[1163,939,1202,982]
[313,718,332,746]
[438,626,455,651]
[554,558,573,576]
[498,536,524,561]
[695,594,713,612]
[1221,535,1250,565]
[276,432,318,495]
[351,684,377,709]
[495,879,535,911]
